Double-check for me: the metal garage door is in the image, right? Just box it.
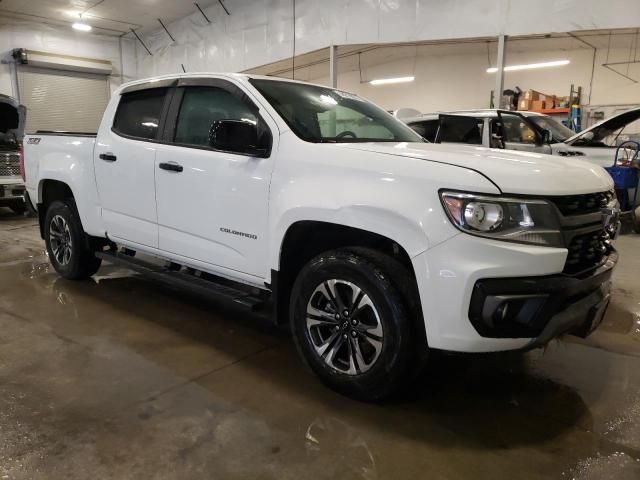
[17,66,109,134]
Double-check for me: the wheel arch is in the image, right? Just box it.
[37,179,76,239]
[271,220,426,349]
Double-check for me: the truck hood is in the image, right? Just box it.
[338,142,612,196]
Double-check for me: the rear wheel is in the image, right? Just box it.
[44,199,101,280]
[290,249,420,401]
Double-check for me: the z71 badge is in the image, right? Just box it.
[27,137,41,144]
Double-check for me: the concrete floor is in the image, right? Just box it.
[1,210,639,480]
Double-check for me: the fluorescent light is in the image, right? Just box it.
[486,60,570,73]
[72,22,92,32]
[369,76,415,86]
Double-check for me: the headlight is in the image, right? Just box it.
[440,191,563,247]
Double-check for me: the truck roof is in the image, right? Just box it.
[115,73,327,95]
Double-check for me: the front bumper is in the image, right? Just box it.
[0,181,25,203]
[469,252,616,348]
[412,234,617,353]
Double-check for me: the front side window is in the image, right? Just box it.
[174,86,258,147]
[527,115,575,143]
[113,88,167,140]
[249,79,422,143]
[500,113,537,144]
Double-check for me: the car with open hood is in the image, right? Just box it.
[0,94,26,214]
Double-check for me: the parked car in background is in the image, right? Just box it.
[0,94,26,214]
[25,74,619,400]
[402,108,640,169]
[401,109,585,157]
[563,107,640,166]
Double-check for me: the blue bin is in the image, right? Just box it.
[604,166,638,190]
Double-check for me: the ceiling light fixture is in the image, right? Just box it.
[486,60,570,73]
[72,21,92,32]
[369,76,415,86]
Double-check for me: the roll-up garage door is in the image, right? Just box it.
[17,66,110,134]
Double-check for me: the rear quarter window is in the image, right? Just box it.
[113,88,167,140]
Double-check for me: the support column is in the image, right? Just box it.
[494,35,507,108]
[329,44,338,88]
[328,44,338,136]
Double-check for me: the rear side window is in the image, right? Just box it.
[113,88,167,140]
[438,115,483,144]
[408,120,439,142]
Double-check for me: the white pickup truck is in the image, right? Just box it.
[24,74,620,400]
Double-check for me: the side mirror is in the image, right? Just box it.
[208,119,269,157]
[541,129,553,144]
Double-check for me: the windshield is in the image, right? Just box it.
[527,115,575,143]
[249,79,423,143]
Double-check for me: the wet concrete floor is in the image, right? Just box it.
[0,209,639,479]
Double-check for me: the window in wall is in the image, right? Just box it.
[174,86,258,147]
[113,88,167,140]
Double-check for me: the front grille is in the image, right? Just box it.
[0,152,20,177]
[564,230,609,275]
[550,191,614,216]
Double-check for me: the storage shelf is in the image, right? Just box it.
[528,107,570,114]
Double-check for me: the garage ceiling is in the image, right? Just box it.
[245,29,640,80]
[0,0,220,35]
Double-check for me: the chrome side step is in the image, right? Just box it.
[95,250,268,311]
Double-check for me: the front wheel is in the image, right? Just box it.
[44,199,101,280]
[290,249,419,401]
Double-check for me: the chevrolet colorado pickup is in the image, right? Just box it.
[24,74,620,400]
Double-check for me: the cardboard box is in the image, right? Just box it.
[523,89,539,101]
[518,98,531,111]
[545,96,556,109]
[531,100,546,110]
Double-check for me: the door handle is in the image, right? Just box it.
[158,162,183,172]
[99,153,117,162]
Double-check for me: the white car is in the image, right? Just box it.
[24,74,619,400]
[564,107,640,167]
[403,108,640,169]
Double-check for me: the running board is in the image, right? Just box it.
[95,250,268,311]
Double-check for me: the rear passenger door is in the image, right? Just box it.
[154,78,276,280]
[94,86,171,248]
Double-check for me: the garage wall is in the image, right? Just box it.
[303,44,640,113]
[135,0,640,78]
[0,20,136,100]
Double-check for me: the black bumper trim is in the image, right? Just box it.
[468,251,617,340]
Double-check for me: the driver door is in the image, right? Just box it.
[153,80,276,278]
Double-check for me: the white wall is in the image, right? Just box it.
[135,0,640,78]
[303,45,640,112]
[0,20,136,100]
